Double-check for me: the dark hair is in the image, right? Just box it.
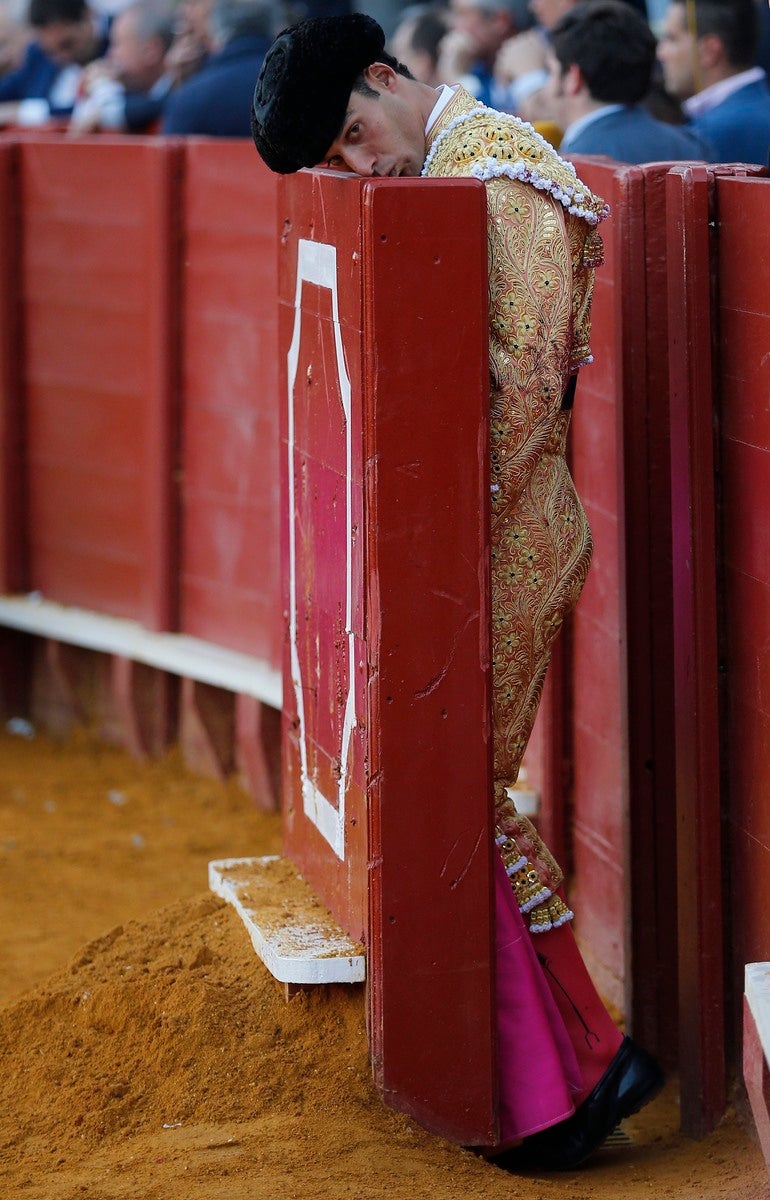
[410,8,448,65]
[681,0,758,69]
[550,0,656,105]
[351,50,414,97]
[28,0,87,26]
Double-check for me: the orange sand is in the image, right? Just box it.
[0,728,767,1199]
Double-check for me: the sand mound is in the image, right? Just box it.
[0,893,375,1149]
[0,730,765,1199]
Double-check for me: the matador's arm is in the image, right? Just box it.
[485,175,598,511]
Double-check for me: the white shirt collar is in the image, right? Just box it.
[683,66,766,119]
[425,84,458,135]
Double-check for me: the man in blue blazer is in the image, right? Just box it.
[0,0,108,126]
[549,0,711,163]
[658,0,770,165]
[161,0,273,136]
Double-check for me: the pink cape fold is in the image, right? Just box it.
[494,852,582,1141]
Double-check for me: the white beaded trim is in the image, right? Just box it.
[469,158,610,227]
[519,885,553,914]
[530,905,574,934]
[421,103,490,176]
[422,100,609,226]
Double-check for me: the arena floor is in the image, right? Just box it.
[0,728,766,1199]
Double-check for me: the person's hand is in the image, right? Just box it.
[0,101,21,127]
[67,106,101,135]
[494,31,547,85]
[164,31,208,85]
[78,58,114,96]
[520,84,559,126]
[435,29,478,84]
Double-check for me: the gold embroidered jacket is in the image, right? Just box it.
[422,88,609,932]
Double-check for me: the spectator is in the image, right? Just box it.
[550,0,711,161]
[389,5,448,87]
[164,0,213,86]
[0,0,108,125]
[493,0,576,120]
[161,0,273,135]
[69,0,174,132]
[657,0,770,164]
[0,0,31,78]
[436,0,525,106]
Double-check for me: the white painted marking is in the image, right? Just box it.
[746,963,770,1068]
[286,240,356,861]
[0,594,281,707]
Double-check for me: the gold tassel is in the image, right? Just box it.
[529,894,574,935]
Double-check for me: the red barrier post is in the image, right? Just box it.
[665,164,725,1137]
[279,169,495,1144]
[712,174,770,1056]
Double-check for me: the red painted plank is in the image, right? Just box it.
[180,144,282,664]
[19,138,181,630]
[0,141,25,592]
[566,159,630,1023]
[714,176,770,1071]
[666,164,725,1137]
[362,178,493,1145]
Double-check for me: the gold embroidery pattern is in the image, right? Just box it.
[426,89,602,931]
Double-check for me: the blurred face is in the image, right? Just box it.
[36,15,97,65]
[0,13,28,75]
[177,0,212,40]
[390,18,435,85]
[318,65,429,178]
[450,0,509,58]
[529,0,575,33]
[657,2,696,98]
[109,9,163,90]
[544,48,567,123]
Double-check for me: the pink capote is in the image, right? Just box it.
[494,853,623,1143]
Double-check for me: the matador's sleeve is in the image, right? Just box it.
[485,175,578,511]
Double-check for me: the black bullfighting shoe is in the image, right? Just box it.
[492,1036,664,1172]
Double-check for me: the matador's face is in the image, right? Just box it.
[317,63,428,178]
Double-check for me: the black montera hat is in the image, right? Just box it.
[251,15,386,174]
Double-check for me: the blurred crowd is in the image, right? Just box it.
[0,0,767,162]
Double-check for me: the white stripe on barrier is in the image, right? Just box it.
[286,239,356,863]
[746,963,770,1069]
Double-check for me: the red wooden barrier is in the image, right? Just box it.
[570,158,683,1063]
[564,159,631,1021]
[180,142,281,668]
[279,169,495,1144]
[666,163,724,1137]
[19,138,181,630]
[713,174,770,1054]
[0,141,23,595]
[525,157,691,1073]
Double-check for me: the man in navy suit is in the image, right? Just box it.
[0,0,108,126]
[658,0,770,165]
[161,0,273,136]
[548,0,711,162]
[69,0,175,134]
